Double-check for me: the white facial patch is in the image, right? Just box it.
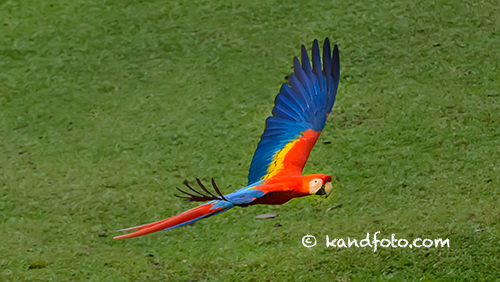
[309,178,323,194]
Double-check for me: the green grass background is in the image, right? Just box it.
[1,0,499,281]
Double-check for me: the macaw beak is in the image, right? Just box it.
[315,182,333,198]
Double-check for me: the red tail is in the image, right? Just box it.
[113,201,231,239]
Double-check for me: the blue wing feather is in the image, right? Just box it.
[247,38,340,185]
[280,84,309,121]
[311,39,325,93]
[288,74,310,110]
[225,188,266,205]
[293,57,315,97]
[272,95,303,121]
[301,45,313,76]
[330,45,340,109]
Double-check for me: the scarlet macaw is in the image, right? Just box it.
[114,38,340,239]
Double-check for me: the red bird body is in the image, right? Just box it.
[115,38,340,239]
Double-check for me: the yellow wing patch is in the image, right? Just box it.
[263,138,300,180]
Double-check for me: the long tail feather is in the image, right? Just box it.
[113,201,234,239]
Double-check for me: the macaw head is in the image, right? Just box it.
[304,174,333,198]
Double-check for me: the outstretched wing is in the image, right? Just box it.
[247,38,340,185]
[174,178,271,205]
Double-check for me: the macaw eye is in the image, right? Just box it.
[309,178,325,194]
[309,178,322,188]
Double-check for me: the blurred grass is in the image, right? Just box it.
[1,0,499,281]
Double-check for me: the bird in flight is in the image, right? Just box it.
[114,38,340,239]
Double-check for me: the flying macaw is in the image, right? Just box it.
[114,38,340,239]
